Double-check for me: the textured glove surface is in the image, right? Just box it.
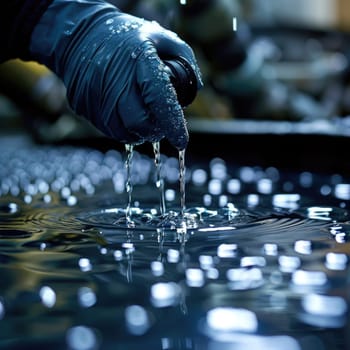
[30,0,202,149]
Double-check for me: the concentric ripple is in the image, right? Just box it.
[75,205,256,232]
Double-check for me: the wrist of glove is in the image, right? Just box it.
[29,0,202,149]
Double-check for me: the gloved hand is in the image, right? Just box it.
[29,0,202,149]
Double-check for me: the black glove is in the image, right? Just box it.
[29,0,202,149]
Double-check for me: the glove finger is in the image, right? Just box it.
[114,78,164,144]
[146,24,203,91]
[135,45,189,150]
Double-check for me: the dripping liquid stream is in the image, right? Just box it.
[124,143,135,227]
[153,142,166,216]
[111,142,192,231]
[179,148,186,217]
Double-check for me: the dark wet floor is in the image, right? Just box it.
[0,142,349,350]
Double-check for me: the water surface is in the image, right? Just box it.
[0,145,349,349]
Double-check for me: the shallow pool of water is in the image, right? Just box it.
[0,144,349,349]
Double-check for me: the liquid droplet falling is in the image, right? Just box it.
[232,17,237,32]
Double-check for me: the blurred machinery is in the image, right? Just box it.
[0,59,66,119]
[0,59,102,142]
[109,0,350,121]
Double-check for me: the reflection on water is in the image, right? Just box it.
[0,145,349,349]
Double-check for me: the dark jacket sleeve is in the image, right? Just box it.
[0,0,54,63]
